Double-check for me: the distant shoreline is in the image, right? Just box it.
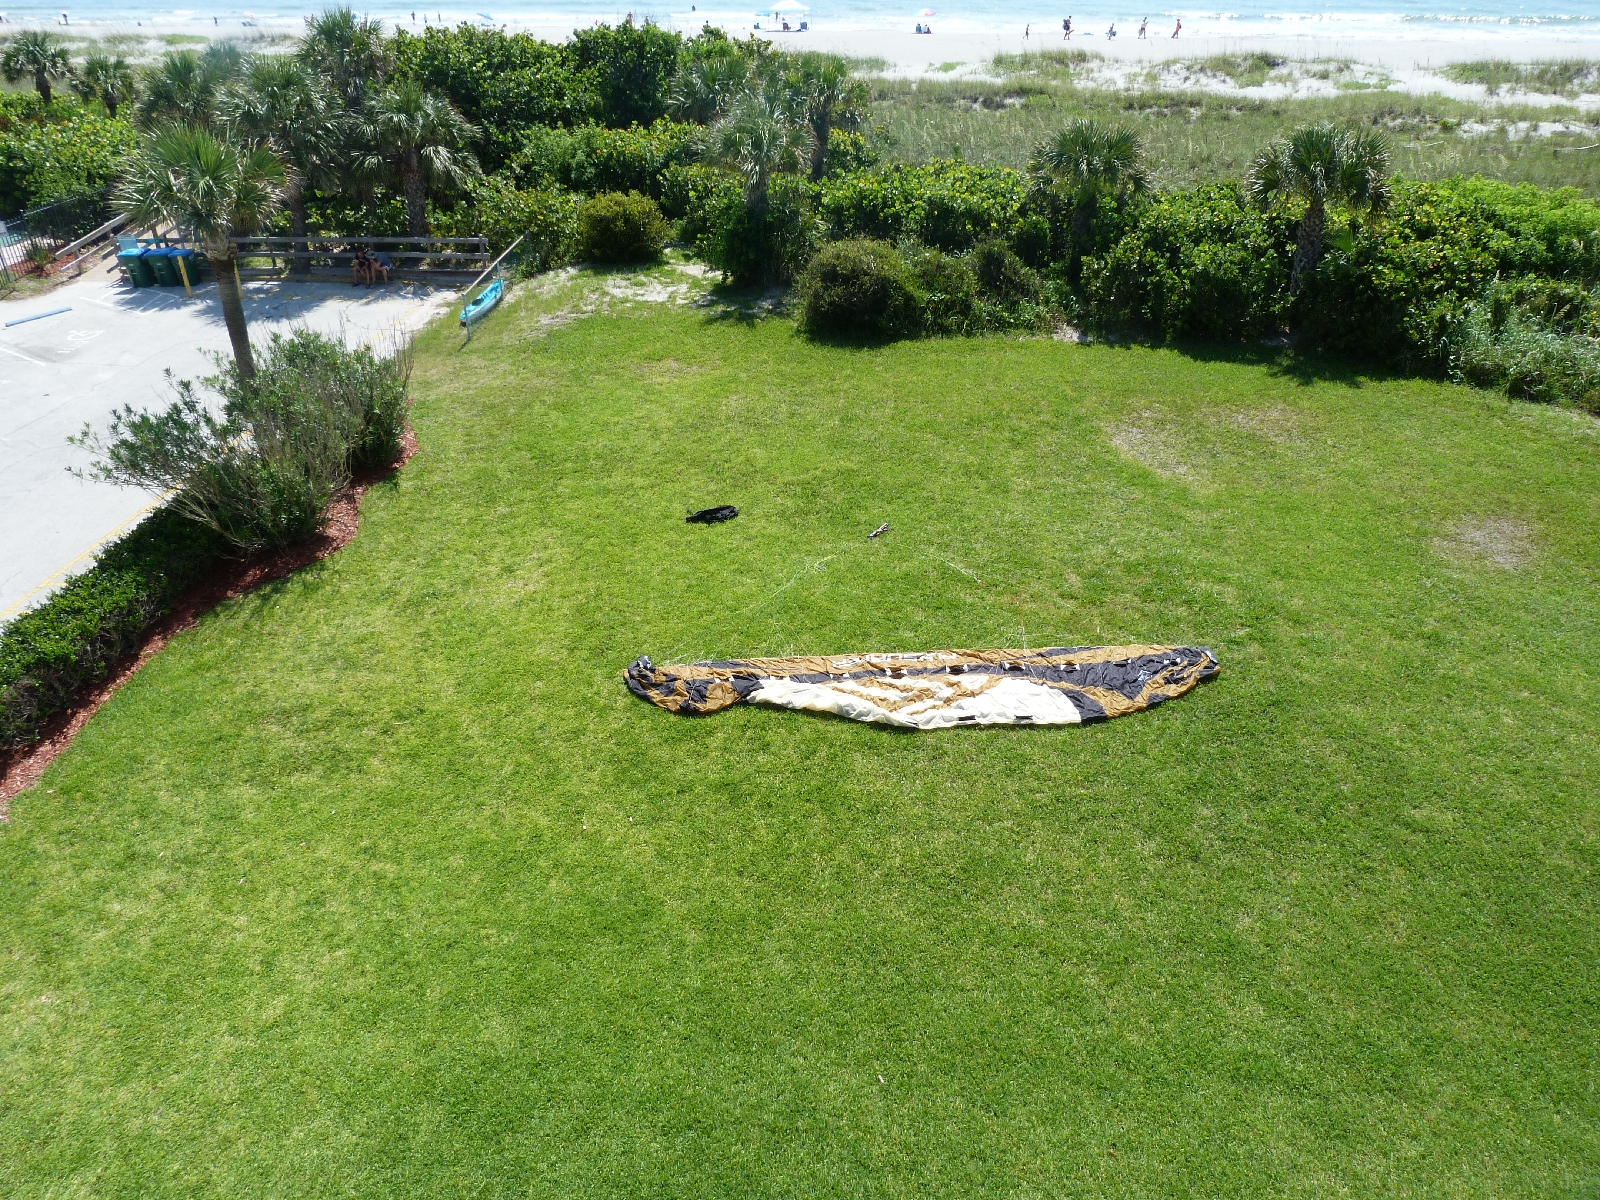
[3,10,1599,104]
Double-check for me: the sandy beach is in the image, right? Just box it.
[3,9,1599,101]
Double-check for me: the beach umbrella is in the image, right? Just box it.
[917,7,935,14]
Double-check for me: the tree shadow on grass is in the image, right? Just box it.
[695,282,793,328]
[1083,327,1429,391]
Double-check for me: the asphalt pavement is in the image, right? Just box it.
[0,260,456,622]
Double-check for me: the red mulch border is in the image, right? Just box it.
[0,428,418,817]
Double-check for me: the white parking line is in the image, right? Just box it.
[0,344,47,366]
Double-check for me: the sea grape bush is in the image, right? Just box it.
[512,119,696,200]
[819,160,1030,253]
[436,175,578,268]
[0,96,132,209]
[1083,183,1294,342]
[393,24,602,170]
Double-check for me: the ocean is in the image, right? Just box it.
[7,0,1600,51]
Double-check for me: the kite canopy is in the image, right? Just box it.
[625,645,1219,729]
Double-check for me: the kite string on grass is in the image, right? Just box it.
[659,548,845,665]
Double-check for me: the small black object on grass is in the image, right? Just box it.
[687,505,739,524]
[869,522,890,539]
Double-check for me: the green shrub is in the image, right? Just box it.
[440,175,578,269]
[74,331,412,554]
[512,119,697,200]
[1445,279,1600,409]
[0,507,225,752]
[819,160,1030,253]
[969,238,1056,330]
[821,129,877,178]
[696,174,818,286]
[1445,178,1600,279]
[392,25,592,171]
[565,21,683,128]
[660,161,739,227]
[970,238,1042,305]
[905,245,979,335]
[798,237,922,340]
[1296,178,1600,368]
[578,190,671,263]
[1084,182,1293,342]
[0,99,133,210]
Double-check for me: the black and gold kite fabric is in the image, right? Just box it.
[624,645,1220,729]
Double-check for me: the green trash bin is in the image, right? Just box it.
[169,247,198,290]
[118,248,154,288]
[147,247,180,287]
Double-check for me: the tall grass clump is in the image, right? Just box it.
[1440,59,1600,97]
[1446,282,1600,409]
[73,329,412,554]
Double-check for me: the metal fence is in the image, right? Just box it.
[0,189,116,288]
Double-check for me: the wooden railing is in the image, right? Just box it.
[231,235,490,279]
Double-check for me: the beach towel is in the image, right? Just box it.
[624,645,1219,729]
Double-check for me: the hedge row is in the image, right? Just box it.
[0,508,225,753]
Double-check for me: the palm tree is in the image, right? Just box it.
[225,56,344,275]
[709,80,812,217]
[1030,118,1150,251]
[785,53,868,182]
[72,53,137,119]
[355,81,478,239]
[117,126,287,379]
[299,6,390,111]
[667,41,749,125]
[136,48,242,129]
[2,30,73,104]
[1248,121,1391,293]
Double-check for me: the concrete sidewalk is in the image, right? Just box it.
[0,261,456,623]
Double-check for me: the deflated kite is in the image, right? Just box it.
[624,645,1219,730]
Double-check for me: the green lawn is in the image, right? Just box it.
[3,266,1598,1197]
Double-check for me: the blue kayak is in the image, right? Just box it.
[459,278,504,329]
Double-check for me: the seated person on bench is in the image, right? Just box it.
[369,251,393,285]
[351,245,373,287]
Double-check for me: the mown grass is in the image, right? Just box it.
[2,266,1598,1196]
[869,57,1600,192]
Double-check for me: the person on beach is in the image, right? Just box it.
[1171,16,1180,36]
[1063,15,1071,38]
[1106,21,1115,36]
[1025,23,1029,39]
[1138,16,1147,37]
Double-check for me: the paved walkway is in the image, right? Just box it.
[0,260,456,622]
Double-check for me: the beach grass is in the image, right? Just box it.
[1,265,1597,1195]
[1441,59,1600,99]
[869,62,1600,192]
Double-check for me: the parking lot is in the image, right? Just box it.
[0,261,457,621]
